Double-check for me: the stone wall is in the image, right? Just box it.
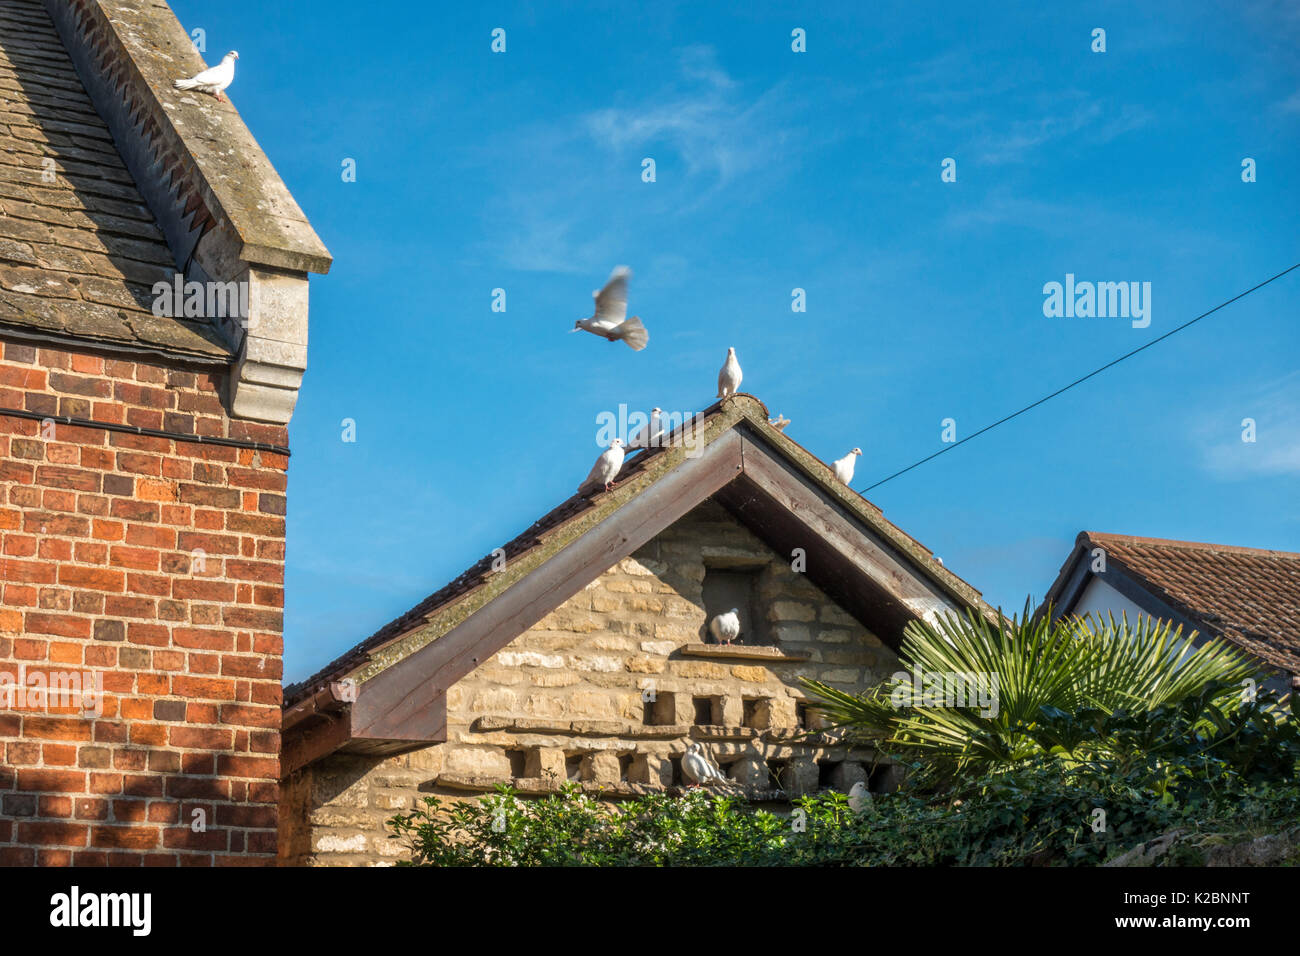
[282,500,900,866]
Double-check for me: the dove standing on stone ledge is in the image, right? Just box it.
[717,347,742,398]
[578,438,625,494]
[173,51,238,101]
[709,608,741,646]
[683,742,731,788]
[848,781,872,814]
[572,266,648,350]
[832,447,862,485]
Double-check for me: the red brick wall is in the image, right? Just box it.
[0,338,287,865]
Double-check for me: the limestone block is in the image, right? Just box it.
[609,618,656,637]
[625,595,666,613]
[620,556,667,577]
[404,745,444,774]
[470,687,518,713]
[625,655,665,674]
[675,661,729,680]
[654,622,699,641]
[639,640,677,655]
[530,671,580,688]
[672,694,696,725]
[827,761,868,791]
[369,769,424,789]
[589,634,637,652]
[590,593,623,613]
[469,666,525,685]
[310,807,388,829]
[494,650,563,669]
[567,654,622,673]
[371,789,411,811]
[312,831,368,854]
[445,746,511,777]
[819,605,859,627]
[568,690,618,719]
[819,628,853,644]
[525,747,566,780]
[720,696,744,726]
[727,753,767,789]
[752,697,797,730]
[372,834,407,858]
[523,694,567,719]
[731,665,768,683]
[771,623,812,644]
[629,752,673,786]
[769,601,816,623]
[312,772,370,809]
[583,751,622,784]
[783,757,819,796]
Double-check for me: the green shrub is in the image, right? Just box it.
[387,761,1300,867]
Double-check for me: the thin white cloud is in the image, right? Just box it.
[469,46,817,274]
[1195,372,1300,479]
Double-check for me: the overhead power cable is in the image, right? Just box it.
[864,260,1300,492]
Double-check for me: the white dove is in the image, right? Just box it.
[848,781,872,814]
[627,407,663,450]
[717,347,742,398]
[572,266,648,350]
[832,447,862,485]
[578,438,625,494]
[709,608,741,646]
[173,51,238,101]
[769,414,790,432]
[682,742,731,788]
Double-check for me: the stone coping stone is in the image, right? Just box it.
[679,643,811,662]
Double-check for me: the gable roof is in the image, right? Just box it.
[0,0,227,359]
[1,0,330,378]
[282,394,990,774]
[1042,530,1300,675]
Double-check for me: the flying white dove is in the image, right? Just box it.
[578,438,625,495]
[682,742,732,788]
[709,608,741,646]
[848,781,872,814]
[832,447,862,485]
[173,51,239,101]
[717,347,742,398]
[572,266,648,350]
[627,408,663,450]
[769,414,790,432]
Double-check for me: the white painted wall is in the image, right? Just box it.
[1072,575,1292,699]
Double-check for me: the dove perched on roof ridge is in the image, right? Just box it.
[717,347,742,398]
[578,438,625,495]
[572,266,648,350]
[173,51,238,101]
[769,414,790,432]
[832,447,862,485]
[627,407,663,450]
[709,608,741,646]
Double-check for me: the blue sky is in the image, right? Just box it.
[169,1,1300,684]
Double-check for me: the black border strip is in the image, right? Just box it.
[0,406,290,457]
